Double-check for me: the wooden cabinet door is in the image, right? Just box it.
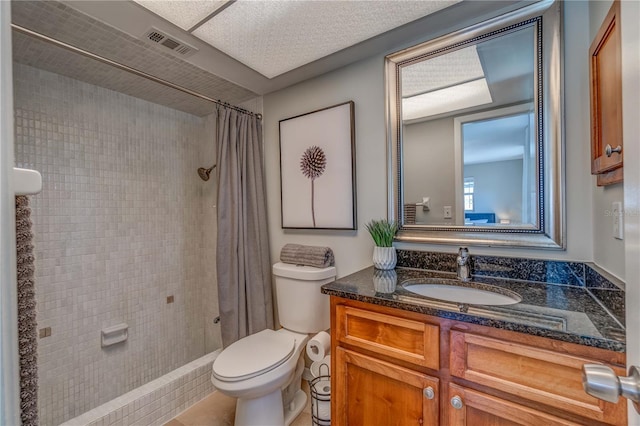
[590,0,623,186]
[447,384,582,426]
[334,347,439,426]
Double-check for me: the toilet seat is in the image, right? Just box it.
[212,329,296,382]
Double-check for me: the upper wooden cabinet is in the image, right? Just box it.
[590,0,623,186]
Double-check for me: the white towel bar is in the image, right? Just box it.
[13,167,42,195]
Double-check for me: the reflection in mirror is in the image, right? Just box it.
[402,24,537,227]
[386,0,564,248]
[457,105,537,228]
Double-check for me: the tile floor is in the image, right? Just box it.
[165,381,313,426]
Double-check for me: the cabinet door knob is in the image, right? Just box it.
[450,395,464,409]
[605,144,622,157]
[423,387,435,400]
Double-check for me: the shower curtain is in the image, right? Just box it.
[216,107,274,347]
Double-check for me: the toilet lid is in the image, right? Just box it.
[212,329,296,382]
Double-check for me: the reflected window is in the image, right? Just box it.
[464,177,474,211]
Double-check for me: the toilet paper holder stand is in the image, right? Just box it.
[309,363,331,426]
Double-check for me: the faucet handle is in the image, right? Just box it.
[458,247,469,257]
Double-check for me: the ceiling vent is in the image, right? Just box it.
[144,28,198,58]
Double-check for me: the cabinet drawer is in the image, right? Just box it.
[336,305,439,369]
[450,331,626,425]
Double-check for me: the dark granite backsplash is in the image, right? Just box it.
[396,250,458,273]
[396,249,625,326]
[585,263,625,326]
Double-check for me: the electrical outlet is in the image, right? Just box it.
[612,201,623,240]
[443,206,452,219]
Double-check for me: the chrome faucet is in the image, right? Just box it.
[456,247,471,281]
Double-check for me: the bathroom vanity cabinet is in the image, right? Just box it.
[330,297,627,426]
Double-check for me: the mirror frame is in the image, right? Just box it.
[385,0,564,249]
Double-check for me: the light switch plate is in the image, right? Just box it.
[443,206,452,219]
[612,201,623,240]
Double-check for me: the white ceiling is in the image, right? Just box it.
[401,45,484,98]
[403,78,493,121]
[402,23,535,124]
[133,0,459,79]
[74,0,525,95]
[401,44,493,120]
[134,0,228,31]
[13,0,529,113]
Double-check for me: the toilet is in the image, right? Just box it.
[211,262,336,426]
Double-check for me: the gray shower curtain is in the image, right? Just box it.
[216,107,274,348]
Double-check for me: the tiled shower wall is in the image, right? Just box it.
[13,63,220,426]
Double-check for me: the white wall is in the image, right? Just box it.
[589,0,625,280]
[403,118,456,225]
[264,1,595,271]
[264,56,385,278]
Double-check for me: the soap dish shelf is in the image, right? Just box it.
[101,323,128,348]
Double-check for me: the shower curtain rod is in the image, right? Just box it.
[11,23,263,120]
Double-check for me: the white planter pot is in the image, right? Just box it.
[372,246,397,270]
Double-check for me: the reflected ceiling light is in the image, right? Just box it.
[402,78,492,121]
[133,0,229,31]
[401,45,484,98]
[193,1,459,78]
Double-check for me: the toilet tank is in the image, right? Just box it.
[273,262,335,333]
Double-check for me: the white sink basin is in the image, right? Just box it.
[403,281,521,306]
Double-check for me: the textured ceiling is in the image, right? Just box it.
[191,0,458,78]
[134,0,227,31]
[11,0,258,116]
[402,23,535,122]
[401,45,484,98]
[10,0,528,116]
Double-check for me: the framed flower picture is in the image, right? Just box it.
[279,101,357,230]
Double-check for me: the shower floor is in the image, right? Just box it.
[165,381,313,426]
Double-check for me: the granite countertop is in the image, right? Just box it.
[321,266,626,353]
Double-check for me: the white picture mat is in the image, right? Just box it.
[280,102,355,229]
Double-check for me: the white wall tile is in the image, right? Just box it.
[13,63,220,426]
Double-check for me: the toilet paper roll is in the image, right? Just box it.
[306,331,331,362]
[312,378,332,421]
[317,399,331,421]
[310,355,331,378]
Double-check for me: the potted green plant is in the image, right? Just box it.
[365,219,398,270]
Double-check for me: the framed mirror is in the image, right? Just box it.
[385,0,564,249]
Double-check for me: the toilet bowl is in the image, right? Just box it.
[211,262,336,426]
[212,328,308,425]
